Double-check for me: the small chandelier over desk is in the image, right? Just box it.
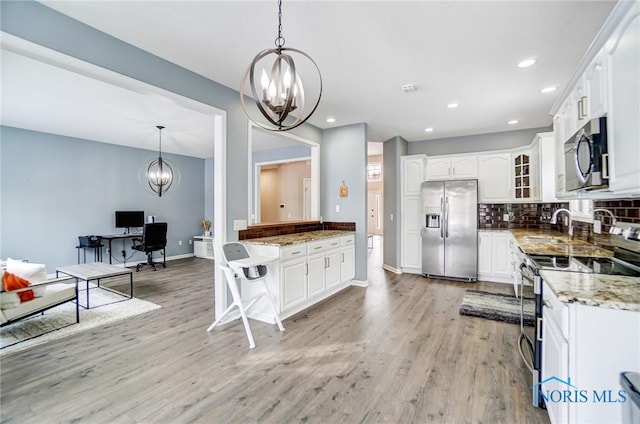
[240,0,322,131]
[143,125,179,197]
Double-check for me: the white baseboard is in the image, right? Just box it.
[401,267,422,275]
[382,264,402,274]
[350,279,368,288]
[477,273,512,284]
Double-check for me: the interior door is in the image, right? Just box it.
[368,190,383,235]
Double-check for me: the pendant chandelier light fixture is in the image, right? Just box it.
[240,0,322,131]
[143,125,179,197]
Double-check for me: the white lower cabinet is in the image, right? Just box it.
[477,231,513,284]
[281,257,307,311]
[246,234,356,323]
[306,252,325,299]
[541,280,640,423]
[340,236,355,282]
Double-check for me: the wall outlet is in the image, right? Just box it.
[503,214,509,222]
[188,239,193,245]
[390,213,394,221]
[178,240,182,246]
[594,219,602,234]
[335,205,340,213]
[234,219,247,231]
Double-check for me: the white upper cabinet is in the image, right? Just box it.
[585,50,608,119]
[402,155,427,196]
[478,153,512,202]
[426,157,452,180]
[607,2,640,193]
[537,132,559,202]
[426,155,477,180]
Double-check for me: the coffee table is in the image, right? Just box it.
[56,262,133,309]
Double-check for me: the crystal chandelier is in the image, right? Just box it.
[240,0,322,131]
[144,125,178,197]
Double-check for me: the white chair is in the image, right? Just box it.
[206,242,284,348]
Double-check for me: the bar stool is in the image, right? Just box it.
[206,242,284,348]
[76,235,103,264]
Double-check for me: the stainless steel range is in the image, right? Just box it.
[518,226,640,409]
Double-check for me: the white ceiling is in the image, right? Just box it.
[2,1,616,157]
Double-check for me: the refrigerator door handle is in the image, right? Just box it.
[444,197,449,238]
[440,196,444,238]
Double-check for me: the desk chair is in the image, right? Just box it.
[131,222,167,271]
[207,242,284,348]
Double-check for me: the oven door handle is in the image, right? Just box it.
[536,317,543,342]
[519,263,536,283]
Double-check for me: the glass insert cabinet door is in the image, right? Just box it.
[514,153,531,199]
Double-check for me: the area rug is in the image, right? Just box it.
[1,288,161,354]
[459,290,534,326]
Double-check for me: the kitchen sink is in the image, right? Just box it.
[523,236,564,244]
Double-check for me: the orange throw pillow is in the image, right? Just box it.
[3,272,34,302]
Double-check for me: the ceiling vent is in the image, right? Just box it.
[401,84,416,93]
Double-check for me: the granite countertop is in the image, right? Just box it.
[480,228,614,258]
[539,270,640,312]
[243,230,355,247]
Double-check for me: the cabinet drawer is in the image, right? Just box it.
[308,237,341,253]
[543,280,569,338]
[340,234,355,246]
[280,244,307,261]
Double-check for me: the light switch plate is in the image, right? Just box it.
[233,219,247,231]
[335,205,340,213]
[503,214,509,222]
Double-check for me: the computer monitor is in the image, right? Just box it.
[115,211,144,232]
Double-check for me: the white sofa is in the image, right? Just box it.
[0,259,78,326]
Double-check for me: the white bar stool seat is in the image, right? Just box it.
[206,242,284,348]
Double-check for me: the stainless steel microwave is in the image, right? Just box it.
[564,117,609,191]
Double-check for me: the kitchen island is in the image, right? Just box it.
[240,230,357,323]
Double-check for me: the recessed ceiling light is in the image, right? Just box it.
[508,120,519,125]
[326,116,336,123]
[447,103,459,109]
[425,127,434,133]
[518,58,536,68]
[541,86,557,94]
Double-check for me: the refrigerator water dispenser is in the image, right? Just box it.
[426,214,441,228]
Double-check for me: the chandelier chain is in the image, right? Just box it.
[275,0,285,49]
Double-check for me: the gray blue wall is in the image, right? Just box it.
[408,126,552,156]
[0,126,204,270]
[322,124,368,281]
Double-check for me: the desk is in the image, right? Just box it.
[56,262,133,309]
[100,233,143,264]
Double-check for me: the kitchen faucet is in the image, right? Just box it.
[594,208,617,225]
[550,208,573,236]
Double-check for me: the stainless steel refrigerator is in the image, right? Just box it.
[421,179,478,281]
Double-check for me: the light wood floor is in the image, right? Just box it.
[0,237,549,423]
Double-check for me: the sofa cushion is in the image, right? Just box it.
[6,258,47,297]
[3,272,34,302]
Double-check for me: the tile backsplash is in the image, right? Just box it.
[479,199,640,239]
[478,202,568,230]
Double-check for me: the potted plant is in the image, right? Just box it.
[201,220,212,236]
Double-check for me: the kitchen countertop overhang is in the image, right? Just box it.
[241,230,355,247]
